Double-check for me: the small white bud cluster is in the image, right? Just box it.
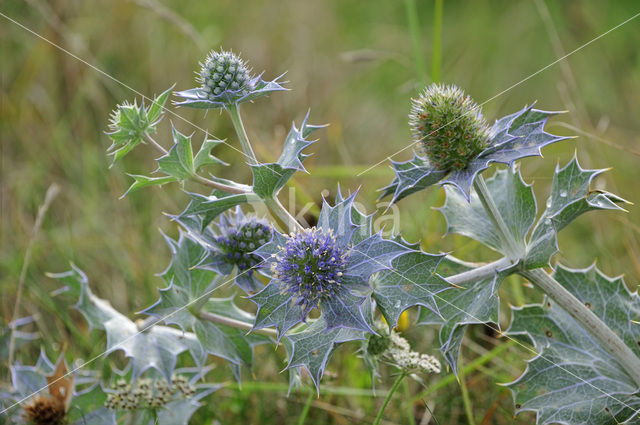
[104,374,196,410]
[387,332,441,374]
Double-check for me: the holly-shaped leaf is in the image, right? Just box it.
[142,232,223,330]
[48,266,204,381]
[122,174,177,197]
[507,264,640,424]
[158,126,226,182]
[524,156,628,268]
[372,251,451,330]
[251,112,325,198]
[418,257,515,374]
[174,190,260,230]
[285,317,367,391]
[439,166,536,256]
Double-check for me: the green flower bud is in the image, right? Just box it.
[198,50,253,103]
[409,84,490,171]
[367,332,391,356]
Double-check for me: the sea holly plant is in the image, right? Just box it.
[4,48,640,425]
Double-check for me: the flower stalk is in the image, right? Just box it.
[373,372,407,425]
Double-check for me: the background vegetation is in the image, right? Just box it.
[2,1,639,423]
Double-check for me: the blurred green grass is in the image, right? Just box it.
[2,1,640,423]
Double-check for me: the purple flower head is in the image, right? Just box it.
[273,227,349,317]
[172,207,273,293]
[250,192,413,340]
[215,216,272,274]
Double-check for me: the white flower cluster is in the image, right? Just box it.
[387,332,441,374]
[104,374,195,410]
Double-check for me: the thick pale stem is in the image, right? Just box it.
[225,103,303,233]
[446,257,513,287]
[373,372,406,425]
[472,175,521,259]
[227,103,258,165]
[522,269,640,386]
[192,173,250,194]
[199,311,276,337]
[264,197,303,232]
[471,174,640,386]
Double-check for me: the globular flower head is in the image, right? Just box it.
[198,49,254,103]
[216,215,272,274]
[272,228,349,316]
[251,192,413,339]
[190,207,273,293]
[409,84,490,171]
[175,48,287,110]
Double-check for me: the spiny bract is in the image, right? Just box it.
[272,227,349,316]
[410,84,490,171]
[199,49,253,102]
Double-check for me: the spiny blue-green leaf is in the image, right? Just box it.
[343,233,412,288]
[192,297,270,370]
[147,85,175,124]
[319,287,372,332]
[317,192,364,246]
[286,317,367,391]
[122,174,177,197]
[0,317,38,361]
[141,232,223,331]
[175,190,260,230]
[378,154,448,203]
[158,126,196,181]
[439,166,536,255]
[193,138,227,171]
[418,275,501,374]
[507,264,640,424]
[417,257,517,374]
[251,112,324,198]
[373,251,451,330]
[250,281,303,340]
[524,156,628,268]
[48,266,204,381]
[380,104,569,201]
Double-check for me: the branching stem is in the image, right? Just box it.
[264,196,304,232]
[471,174,640,387]
[199,311,277,337]
[225,102,303,233]
[192,173,250,194]
[522,269,640,386]
[445,256,513,287]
